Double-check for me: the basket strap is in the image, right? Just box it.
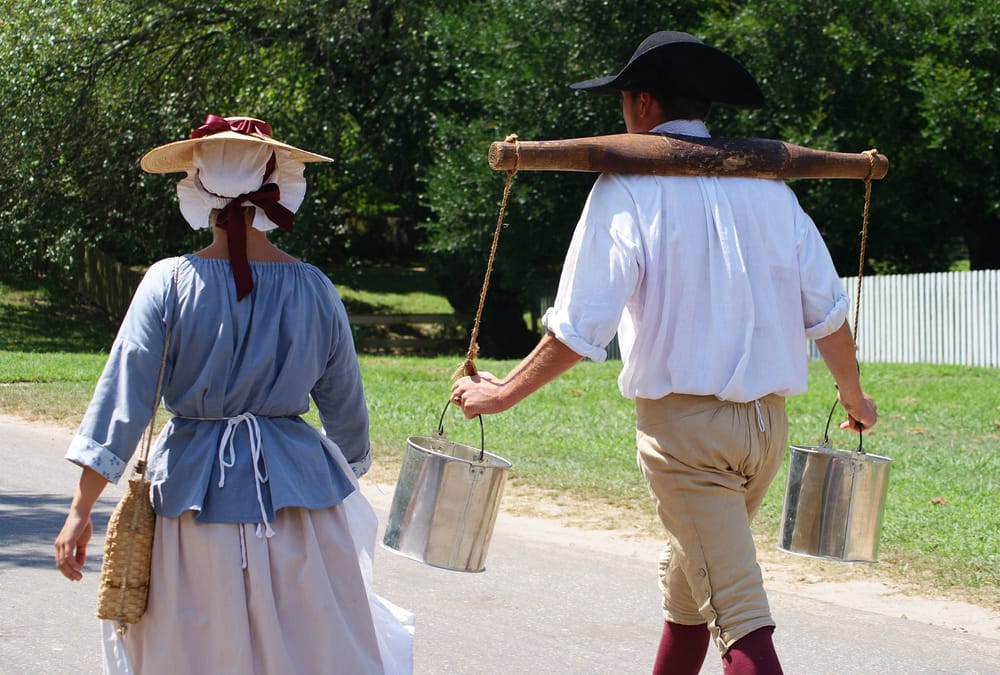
[136,258,180,477]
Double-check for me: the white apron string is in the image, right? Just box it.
[217,412,275,538]
[238,523,249,569]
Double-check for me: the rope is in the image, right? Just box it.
[823,148,878,447]
[852,149,877,341]
[454,134,520,380]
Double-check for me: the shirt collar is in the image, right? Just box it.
[650,119,711,138]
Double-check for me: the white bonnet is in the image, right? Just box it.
[175,139,307,231]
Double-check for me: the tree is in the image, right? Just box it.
[4,0,997,353]
[705,0,1000,273]
[420,0,999,361]
[419,0,714,357]
[0,0,439,275]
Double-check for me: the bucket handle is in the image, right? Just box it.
[437,400,486,462]
[823,398,864,455]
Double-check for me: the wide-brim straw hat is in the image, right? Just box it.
[569,31,765,108]
[140,115,333,174]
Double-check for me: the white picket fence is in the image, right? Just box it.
[815,269,1000,367]
[586,270,999,367]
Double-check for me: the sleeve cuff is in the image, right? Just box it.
[349,452,372,479]
[804,293,850,340]
[65,435,129,483]
[541,309,610,363]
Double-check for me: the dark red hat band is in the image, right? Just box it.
[195,118,294,300]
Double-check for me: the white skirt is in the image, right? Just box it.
[101,490,414,675]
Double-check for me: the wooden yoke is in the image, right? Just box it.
[488,133,888,180]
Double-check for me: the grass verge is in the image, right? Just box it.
[1,276,997,609]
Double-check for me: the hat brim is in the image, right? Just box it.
[569,41,765,108]
[569,75,621,95]
[140,131,334,174]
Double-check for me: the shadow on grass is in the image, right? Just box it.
[0,278,117,353]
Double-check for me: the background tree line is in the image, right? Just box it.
[2,0,997,356]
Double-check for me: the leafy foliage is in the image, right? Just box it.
[706,0,1000,273]
[419,0,712,355]
[2,0,998,355]
[0,0,438,274]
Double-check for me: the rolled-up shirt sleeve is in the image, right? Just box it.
[796,208,850,339]
[542,176,641,361]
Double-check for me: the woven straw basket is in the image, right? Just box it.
[95,258,175,633]
[96,474,155,628]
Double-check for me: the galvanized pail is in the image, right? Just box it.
[778,443,891,562]
[382,429,511,573]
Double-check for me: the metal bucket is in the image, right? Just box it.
[382,418,511,572]
[778,443,891,562]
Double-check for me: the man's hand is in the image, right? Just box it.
[451,371,508,419]
[838,389,878,433]
[450,333,583,420]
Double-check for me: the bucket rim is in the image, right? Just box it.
[789,443,891,463]
[406,435,513,468]
[379,540,488,573]
[776,543,880,564]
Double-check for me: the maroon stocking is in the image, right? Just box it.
[722,626,783,675]
[652,621,710,675]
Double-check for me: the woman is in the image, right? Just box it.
[54,115,414,674]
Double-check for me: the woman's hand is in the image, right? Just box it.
[55,509,94,581]
[54,467,108,580]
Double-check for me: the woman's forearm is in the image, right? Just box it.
[71,466,110,516]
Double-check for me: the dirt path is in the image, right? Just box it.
[473,486,1000,641]
[21,413,1000,642]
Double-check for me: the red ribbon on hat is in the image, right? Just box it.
[215,181,294,301]
[190,114,273,140]
[192,115,292,300]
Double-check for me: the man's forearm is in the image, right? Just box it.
[498,332,583,408]
[452,331,583,417]
[814,321,862,399]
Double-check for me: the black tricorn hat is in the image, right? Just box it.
[570,31,765,108]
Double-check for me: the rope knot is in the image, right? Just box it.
[861,148,879,183]
[504,133,521,178]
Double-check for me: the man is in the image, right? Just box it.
[451,31,878,675]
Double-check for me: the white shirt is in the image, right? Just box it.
[541,120,849,402]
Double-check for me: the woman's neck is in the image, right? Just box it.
[194,226,298,263]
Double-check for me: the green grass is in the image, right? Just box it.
[1,276,997,609]
[354,356,1000,607]
[327,266,454,315]
[0,279,118,352]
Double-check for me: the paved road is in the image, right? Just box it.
[1,415,998,674]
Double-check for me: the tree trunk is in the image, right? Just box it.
[965,215,1000,270]
[469,290,539,359]
[439,274,538,360]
